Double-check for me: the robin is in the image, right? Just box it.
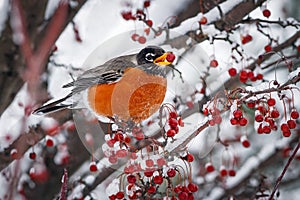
[33,46,175,122]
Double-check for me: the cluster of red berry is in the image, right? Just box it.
[238,69,264,83]
[203,107,222,126]
[230,109,248,126]
[166,111,184,137]
[109,152,198,200]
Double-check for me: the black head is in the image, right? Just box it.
[136,46,166,65]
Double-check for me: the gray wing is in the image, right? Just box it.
[63,55,136,94]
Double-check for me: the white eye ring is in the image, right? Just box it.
[145,53,155,62]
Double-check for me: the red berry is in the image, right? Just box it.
[135,132,145,140]
[291,110,299,119]
[256,73,263,80]
[114,133,124,141]
[213,115,222,124]
[228,68,237,77]
[107,139,116,147]
[281,123,290,132]
[116,149,127,158]
[199,16,207,25]
[115,191,124,199]
[157,157,166,167]
[46,138,54,147]
[127,174,136,183]
[255,114,264,122]
[241,136,250,148]
[203,108,209,115]
[282,130,291,137]
[169,118,178,128]
[287,120,296,129]
[166,129,176,137]
[178,192,188,200]
[205,163,215,173]
[138,36,147,44]
[146,19,153,27]
[233,110,243,119]
[267,98,276,106]
[186,153,194,162]
[187,183,198,192]
[247,101,256,108]
[146,159,154,167]
[153,175,163,184]
[121,11,133,20]
[228,169,236,177]
[220,168,227,177]
[89,162,98,172]
[29,152,36,160]
[108,156,118,164]
[239,117,248,126]
[262,9,271,18]
[271,109,280,118]
[144,169,154,177]
[166,53,176,62]
[240,70,248,79]
[264,44,272,52]
[247,71,254,79]
[210,59,218,67]
[297,45,300,53]
[241,34,253,44]
[167,168,176,177]
[147,186,156,194]
[257,124,264,134]
[144,0,150,8]
[263,126,271,134]
[230,118,238,125]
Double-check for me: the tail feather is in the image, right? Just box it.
[33,94,72,115]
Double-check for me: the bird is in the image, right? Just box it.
[33,46,175,123]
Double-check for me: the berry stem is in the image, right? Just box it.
[269,142,300,200]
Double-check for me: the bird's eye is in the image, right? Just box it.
[145,53,155,62]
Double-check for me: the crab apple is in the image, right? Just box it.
[199,16,207,25]
[146,159,154,167]
[228,67,237,77]
[287,120,296,129]
[267,98,276,106]
[281,123,290,132]
[262,9,271,18]
[241,34,253,44]
[255,114,264,122]
[239,117,248,126]
[115,191,124,199]
[144,0,150,8]
[264,44,272,52]
[166,129,176,137]
[282,130,291,137]
[146,19,153,27]
[147,186,156,194]
[247,101,256,108]
[263,125,271,134]
[127,174,136,183]
[271,109,280,118]
[228,169,236,177]
[167,168,177,177]
[188,182,199,192]
[240,136,250,148]
[166,53,176,62]
[178,192,188,200]
[138,36,147,44]
[186,153,194,162]
[219,166,227,177]
[205,162,215,173]
[256,73,264,80]
[29,152,36,160]
[291,110,299,119]
[230,118,238,125]
[153,175,164,184]
[46,138,54,147]
[89,162,98,172]
[157,157,166,166]
[210,59,218,67]
[257,124,264,134]
[131,33,139,41]
[233,110,243,119]
[121,11,133,20]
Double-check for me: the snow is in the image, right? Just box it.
[0,0,9,36]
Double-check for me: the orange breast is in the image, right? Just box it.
[87,68,167,122]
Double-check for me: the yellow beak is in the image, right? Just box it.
[154,53,172,65]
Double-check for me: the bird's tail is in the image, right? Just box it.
[32,93,73,115]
